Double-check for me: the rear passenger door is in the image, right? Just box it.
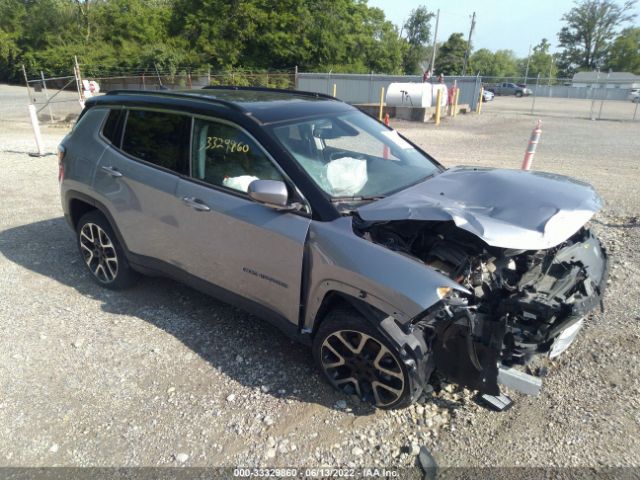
[175,117,311,326]
[93,108,190,264]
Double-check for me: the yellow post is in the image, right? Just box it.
[332,83,337,98]
[435,89,442,126]
[477,87,484,114]
[453,88,460,117]
[378,87,385,121]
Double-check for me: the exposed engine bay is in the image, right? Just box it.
[354,217,608,396]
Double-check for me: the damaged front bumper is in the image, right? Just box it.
[411,228,609,398]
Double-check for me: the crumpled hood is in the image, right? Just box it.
[357,166,603,250]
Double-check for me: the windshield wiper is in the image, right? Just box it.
[330,195,385,203]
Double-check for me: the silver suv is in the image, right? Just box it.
[59,87,608,409]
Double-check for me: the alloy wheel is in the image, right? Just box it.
[320,330,405,407]
[79,223,119,283]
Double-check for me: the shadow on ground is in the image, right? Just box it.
[0,216,376,415]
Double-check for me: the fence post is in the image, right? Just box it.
[207,67,211,86]
[633,100,639,121]
[453,87,460,118]
[21,64,35,103]
[597,71,610,120]
[435,89,442,125]
[74,56,85,108]
[530,73,540,115]
[332,83,337,98]
[476,87,484,114]
[40,71,55,124]
[378,87,385,121]
[27,104,45,157]
[589,71,600,120]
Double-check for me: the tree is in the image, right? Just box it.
[606,27,640,73]
[521,38,558,80]
[435,33,468,76]
[401,6,434,75]
[469,48,519,78]
[557,0,637,75]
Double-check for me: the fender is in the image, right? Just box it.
[302,217,469,332]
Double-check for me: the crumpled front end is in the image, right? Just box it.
[356,218,608,397]
[424,227,607,396]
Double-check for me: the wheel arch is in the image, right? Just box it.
[64,190,131,258]
[309,290,388,338]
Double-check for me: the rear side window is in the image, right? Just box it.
[121,109,191,175]
[102,109,122,145]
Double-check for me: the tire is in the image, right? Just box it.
[515,91,523,98]
[76,210,136,290]
[313,307,416,409]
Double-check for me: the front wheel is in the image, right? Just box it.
[313,308,417,409]
[76,210,136,289]
[515,91,523,97]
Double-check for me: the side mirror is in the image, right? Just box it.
[248,179,289,208]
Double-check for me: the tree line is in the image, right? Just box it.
[0,0,637,84]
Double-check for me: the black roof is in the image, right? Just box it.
[95,86,354,124]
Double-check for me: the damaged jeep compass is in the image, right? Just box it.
[59,86,608,409]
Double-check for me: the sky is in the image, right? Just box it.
[367,0,640,59]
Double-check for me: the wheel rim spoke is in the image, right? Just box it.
[321,341,345,368]
[373,345,404,380]
[335,376,362,398]
[334,331,367,355]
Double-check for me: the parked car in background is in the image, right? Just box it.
[484,82,532,97]
[482,89,494,102]
[628,88,640,102]
[58,86,608,409]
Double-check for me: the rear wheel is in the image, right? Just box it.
[76,210,136,289]
[313,308,415,409]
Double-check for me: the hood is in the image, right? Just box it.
[357,166,603,250]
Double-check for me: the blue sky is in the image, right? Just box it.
[368,0,640,58]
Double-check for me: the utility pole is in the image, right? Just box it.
[524,44,532,84]
[462,11,476,76]
[430,9,440,74]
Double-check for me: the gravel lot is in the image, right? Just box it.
[1,87,639,473]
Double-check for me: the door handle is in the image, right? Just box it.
[101,166,123,178]
[182,196,211,212]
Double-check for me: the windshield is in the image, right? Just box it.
[270,111,441,202]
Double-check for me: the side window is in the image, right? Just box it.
[191,118,283,193]
[102,109,121,146]
[121,109,191,175]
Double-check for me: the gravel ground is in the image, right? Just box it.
[1,90,639,473]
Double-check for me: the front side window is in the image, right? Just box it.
[191,118,283,193]
[270,111,441,201]
[121,109,191,174]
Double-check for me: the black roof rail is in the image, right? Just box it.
[103,89,247,113]
[202,85,338,101]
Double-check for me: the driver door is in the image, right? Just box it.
[175,117,311,326]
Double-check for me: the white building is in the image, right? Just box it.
[572,71,640,89]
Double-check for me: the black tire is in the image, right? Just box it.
[313,307,416,409]
[515,91,523,97]
[76,210,137,290]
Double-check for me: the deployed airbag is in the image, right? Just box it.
[326,157,367,196]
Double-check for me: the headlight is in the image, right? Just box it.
[437,287,452,299]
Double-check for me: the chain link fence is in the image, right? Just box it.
[2,65,296,126]
[480,76,640,122]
